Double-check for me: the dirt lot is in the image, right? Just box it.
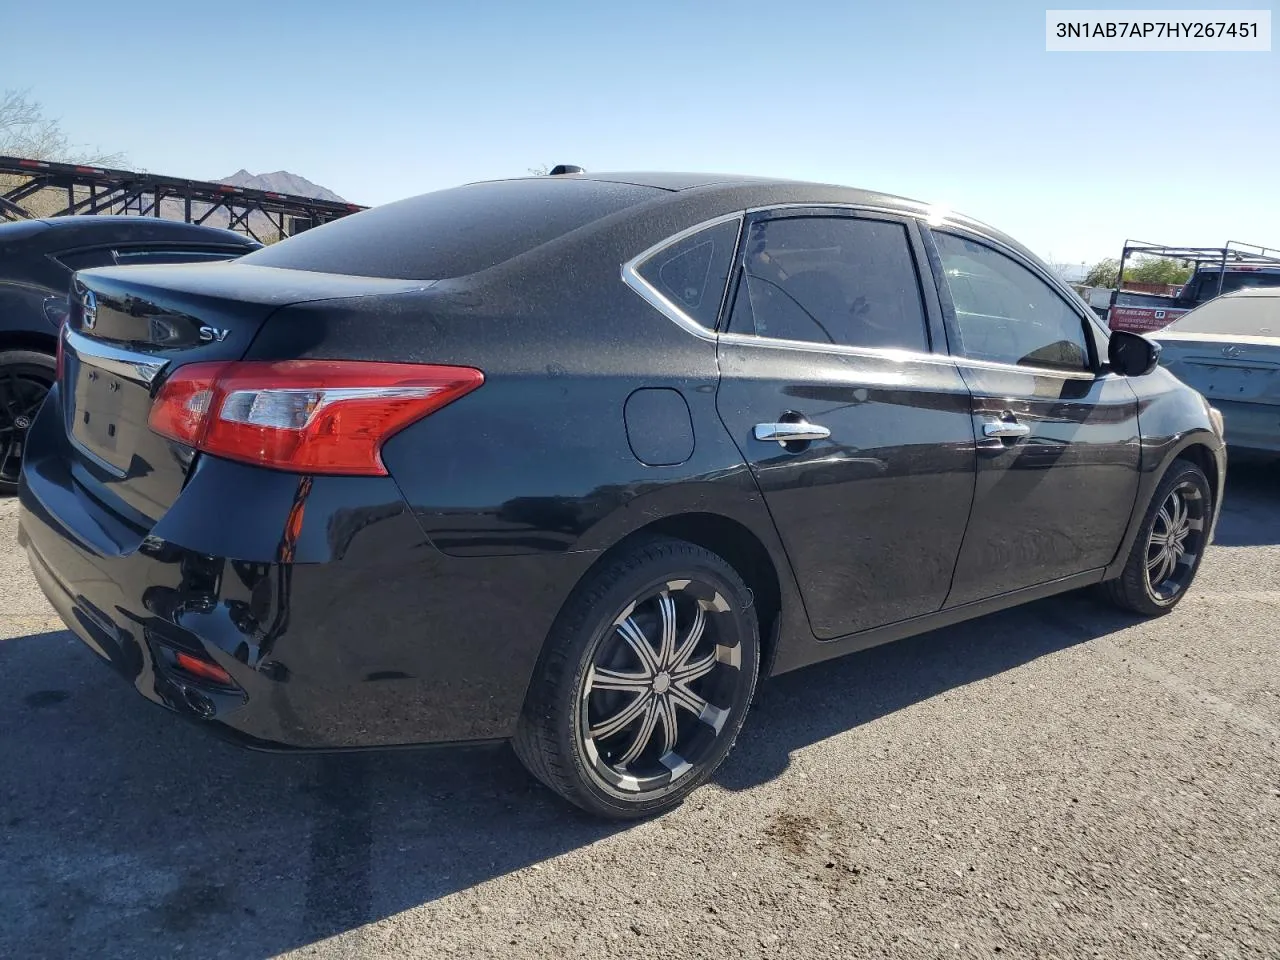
[2,464,1278,960]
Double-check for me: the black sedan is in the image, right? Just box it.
[17,172,1226,819]
[0,216,258,492]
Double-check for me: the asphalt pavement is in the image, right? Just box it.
[2,462,1278,959]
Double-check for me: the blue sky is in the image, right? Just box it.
[3,0,1275,265]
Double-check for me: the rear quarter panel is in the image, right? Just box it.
[243,222,816,679]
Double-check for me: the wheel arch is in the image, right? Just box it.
[561,512,784,680]
[624,513,783,674]
[0,329,58,358]
[1174,440,1221,512]
[1104,428,1226,580]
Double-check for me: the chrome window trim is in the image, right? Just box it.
[621,206,1100,383]
[717,331,1097,380]
[742,201,927,219]
[620,212,743,343]
[925,222,1106,368]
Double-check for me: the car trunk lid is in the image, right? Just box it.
[60,262,431,527]
[1155,333,1280,406]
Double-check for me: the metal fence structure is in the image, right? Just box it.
[0,155,365,242]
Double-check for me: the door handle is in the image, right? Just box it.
[754,421,831,444]
[982,418,1031,439]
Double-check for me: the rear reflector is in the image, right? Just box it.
[148,360,484,475]
[174,652,234,686]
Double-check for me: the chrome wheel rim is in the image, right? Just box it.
[1146,481,1206,601]
[0,367,52,486]
[578,579,744,796]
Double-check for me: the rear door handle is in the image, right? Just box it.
[754,421,831,444]
[982,418,1031,439]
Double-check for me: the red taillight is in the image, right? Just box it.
[55,327,66,380]
[174,651,234,686]
[148,360,484,476]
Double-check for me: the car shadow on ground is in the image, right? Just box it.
[2,588,1140,959]
[1,459,1272,957]
[1213,459,1280,547]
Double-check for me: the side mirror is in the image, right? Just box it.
[1108,330,1162,377]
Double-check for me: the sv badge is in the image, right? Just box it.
[198,326,230,343]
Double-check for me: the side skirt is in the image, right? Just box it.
[769,569,1107,676]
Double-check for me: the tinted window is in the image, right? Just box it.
[55,248,117,271]
[934,232,1089,371]
[241,178,662,280]
[635,218,740,329]
[728,216,929,352]
[1189,271,1280,301]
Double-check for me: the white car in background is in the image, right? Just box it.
[1152,288,1280,455]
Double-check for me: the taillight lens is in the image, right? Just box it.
[55,326,66,380]
[174,651,234,686]
[148,360,484,475]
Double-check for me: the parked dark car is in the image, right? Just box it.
[0,216,259,492]
[18,173,1226,819]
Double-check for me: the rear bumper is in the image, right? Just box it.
[1216,400,1280,454]
[18,393,595,750]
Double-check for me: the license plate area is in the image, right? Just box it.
[1184,360,1276,401]
[70,360,154,475]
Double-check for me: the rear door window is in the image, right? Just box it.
[727,215,930,352]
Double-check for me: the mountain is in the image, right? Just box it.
[216,169,347,203]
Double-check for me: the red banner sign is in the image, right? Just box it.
[1107,305,1190,333]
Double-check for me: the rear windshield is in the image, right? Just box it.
[1165,294,1280,337]
[240,178,663,280]
[1188,270,1280,301]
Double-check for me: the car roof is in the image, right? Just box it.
[533,171,777,191]
[547,171,1054,273]
[529,170,1034,256]
[244,171,1053,287]
[513,170,928,206]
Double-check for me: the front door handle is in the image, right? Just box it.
[982,418,1031,439]
[754,421,831,444]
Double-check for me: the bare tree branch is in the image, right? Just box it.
[0,88,126,166]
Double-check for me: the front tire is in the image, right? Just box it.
[513,537,760,819]
[0,349,57,495]
[1103,459,1213,616]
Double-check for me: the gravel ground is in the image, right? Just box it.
[2,463,1278,960]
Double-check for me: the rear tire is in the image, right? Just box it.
[1102,459,1212,616]
[513,537,760,820]
[0,349,56,495]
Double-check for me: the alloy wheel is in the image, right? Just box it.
[1145,480,1206,601]
[578,579,744,796]
[0,366,53,487]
